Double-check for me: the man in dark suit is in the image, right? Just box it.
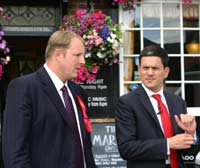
[2,30,97,168]
[115,45,198,168]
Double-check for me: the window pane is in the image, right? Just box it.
[134,5,141,28]
[183,4,199,28]
[184,57,200,81]
[143,30,160,47]
[142,4,160,28]
[121,8,140,28]
[123,30,141,55]
[133,57,140,81]
[185,84,200,107]
[164,30,180,54]
[184,30,200,54]
[167,57,181,81]
[165,84,182,97]
[124,83,140,94]
[163,3,180,27]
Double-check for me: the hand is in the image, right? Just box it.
[168,133,194,150]
[175,114,196,136]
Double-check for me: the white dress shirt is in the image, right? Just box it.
[142,84,171,164]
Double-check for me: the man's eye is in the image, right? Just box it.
[75,54,81,57]
[143,67,149,70]
[152,67,160,70]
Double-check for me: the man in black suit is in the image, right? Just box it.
[2,30,97,168]
[115,45,198,168]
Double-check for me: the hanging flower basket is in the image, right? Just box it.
[0,6,9,80]
[61,9,122,83]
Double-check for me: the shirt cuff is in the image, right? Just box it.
[194,132,199,145]
[167,139,170,155]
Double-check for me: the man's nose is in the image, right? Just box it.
[80,55,85,65]
[147,68,154,75]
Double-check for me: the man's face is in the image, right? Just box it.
[138,56,169,92]
[58,37,85,81]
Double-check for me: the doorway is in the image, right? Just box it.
[0,36,49,168]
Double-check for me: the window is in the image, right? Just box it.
[119,0,200,110]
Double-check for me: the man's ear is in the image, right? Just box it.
[54,48,63,61]
[164,66,170,79]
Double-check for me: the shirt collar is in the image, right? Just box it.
[44,63,67,91]
[142,83,164,99]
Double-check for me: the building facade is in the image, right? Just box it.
[0,0,200,167]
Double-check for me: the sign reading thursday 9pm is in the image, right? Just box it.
[80,65,119,118]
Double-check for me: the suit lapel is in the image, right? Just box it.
[164,92,180,134]
[36,67,75,130]
[137,86,163,134]
[136,87,181,136]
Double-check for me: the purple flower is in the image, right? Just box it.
[0,7,3,13]
[0,40,6,49]
[5,47,10,53]
[0,6,10,80]
[63,15,67,20]
[62,10,122,83]
[0,30,5,36]
[101,24,110,41]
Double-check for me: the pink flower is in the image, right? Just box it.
[76,9,87,17]
[72,64,99,83]
[91,67,99,74]
[87,74,96,81]
[0,6,10,81]
[62,10,122,83]
[0,30,5,36]
[0,64,3,80]
[94,36,103,46]
[182,0,192,3]
[0,40,6,50]
[0,7,3,13]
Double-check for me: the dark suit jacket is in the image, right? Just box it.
[2,67,97,168]
[115,86,198,168]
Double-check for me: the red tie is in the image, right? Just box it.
[152,94,179,168]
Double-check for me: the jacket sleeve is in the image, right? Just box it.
[115,96,168,161]
[2,78,32,168]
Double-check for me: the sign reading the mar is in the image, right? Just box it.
[91,123,126,168]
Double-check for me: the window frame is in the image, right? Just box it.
[119,0,200,113]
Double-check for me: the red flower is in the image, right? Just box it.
[62,10,122,83]
[77,95,92,133]
[182,0,192,3]
[93,11,104,19]
[75,9,87,17]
